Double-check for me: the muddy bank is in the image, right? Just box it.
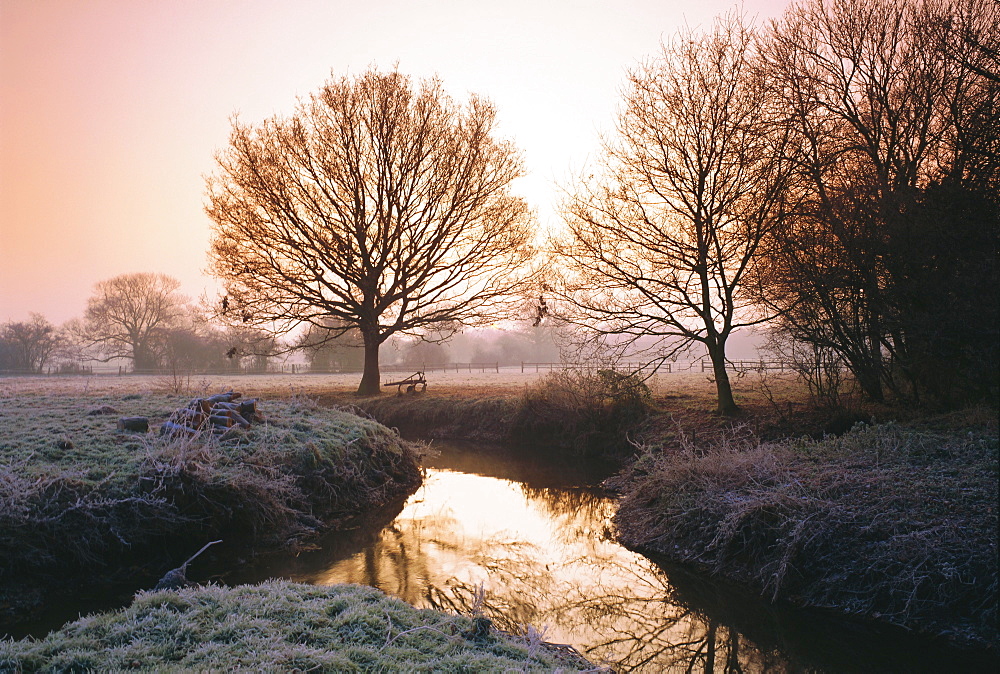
[338,393,517,443]
[612,414,999,650]
[327,369,653,457]
[0,394,422,628]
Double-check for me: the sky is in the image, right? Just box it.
[0,0,789,325]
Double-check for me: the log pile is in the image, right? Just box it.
[159,391,264,438]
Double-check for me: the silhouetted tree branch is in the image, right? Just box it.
[760,0,999,404]
[555,14,793,415]
[207,67,534,394]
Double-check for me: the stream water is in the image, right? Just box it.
[222,440,996,673]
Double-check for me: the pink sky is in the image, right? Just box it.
[0,0,789,325]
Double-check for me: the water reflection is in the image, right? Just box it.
[225,442,995,673]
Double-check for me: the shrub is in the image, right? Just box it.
[509,369,651,456]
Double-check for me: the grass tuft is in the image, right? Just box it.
[0,580,597,672]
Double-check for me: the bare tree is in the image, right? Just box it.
[554,15,793,415]
[207,67,534,394]
[0,313,63,373]
[80,272,186,371]
[760,0,999,403]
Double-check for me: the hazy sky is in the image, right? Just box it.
[0,0,788,324]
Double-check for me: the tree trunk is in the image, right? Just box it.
[708,341,739,416]
[854,359,885,403]
[357,336,382,396]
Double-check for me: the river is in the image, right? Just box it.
[221,440,995,673]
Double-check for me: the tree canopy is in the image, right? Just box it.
[207,67,534,394]
[555,15,792,415]
[81,272,187,372]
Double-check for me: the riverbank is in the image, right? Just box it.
[3,372,996,658]
[314,377,999,651]
[0,391,422,627]
[615,409,999,649]
[0,580,594,671]
[326,368,656,456]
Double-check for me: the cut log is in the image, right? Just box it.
[188,399,213,415]
[169,408,206,428]
[209,414,234,428]
[207,391,241,404]
[117,416,149,433]
[222,410,250,429]
[238,399,258,421]
[156,393,261,438]
[160,421,196,437]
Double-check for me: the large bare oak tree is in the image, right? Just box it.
[207,68,534,394]
[555,16,792,415]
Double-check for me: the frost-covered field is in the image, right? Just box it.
[0,368,721,399]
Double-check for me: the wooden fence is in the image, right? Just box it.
[519,359,792,374]
[1,359,796,378]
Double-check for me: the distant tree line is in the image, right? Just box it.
[0,273,559,375]
[0,272,278,374]
[0,313,66,373]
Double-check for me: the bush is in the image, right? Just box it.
[509,369,651,456]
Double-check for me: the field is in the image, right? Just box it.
[0,368,739,399]
[3,369,995,656]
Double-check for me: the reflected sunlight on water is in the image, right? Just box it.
[226,444,798,671]
[223,442,996,673]
[292,468,694,662]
